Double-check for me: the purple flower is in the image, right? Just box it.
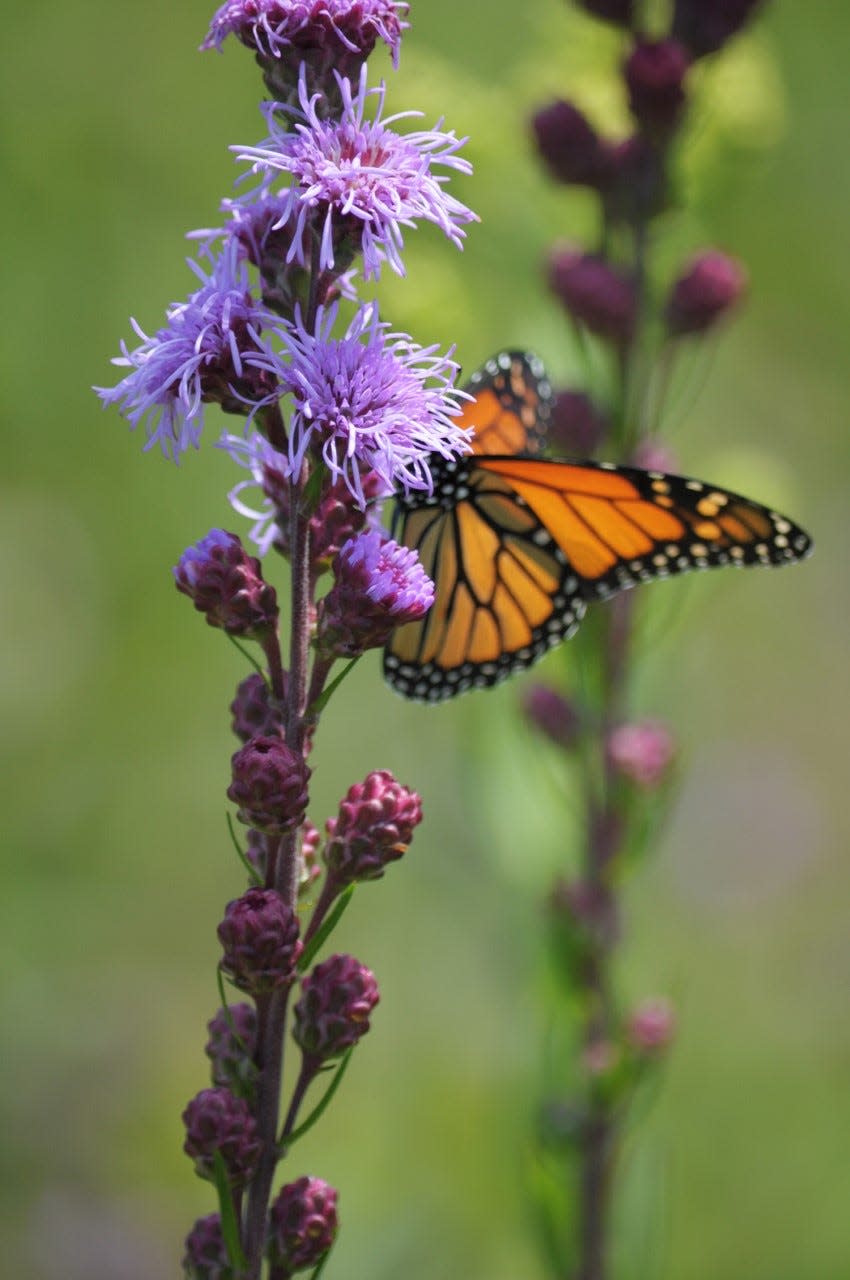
[233,66,476,279]
[228,735,311,833]
[522,684,582,750]
[267,1177,338,1273]
[183,1213,231,1279]
[203,0,408,69]
[318,529,434,656]
[607,719,676,788]
[665,250,747,336]
[218,886,303,992]
[182,1087,261,1186]
[549,245,638,345]
[96,245,279,461]
[276,302,472,505]
[531,100,608,188]
[324,767,422,883]
[627,997,677,1054]
[293,953,380,1063]
[174,529,279,637]
[205,1002,259,1095]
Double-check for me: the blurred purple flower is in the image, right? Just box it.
[665,250,747,336]
[203,0,408,67]
[607,719,675,788]
[96,245,279,461]
[233,66,476,279]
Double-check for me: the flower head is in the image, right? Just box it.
[182,1087,261,1186]
[96,245,279,460]
[665,250,747,336]
[267,1177,338,1274]
[673,0,763,59]
[324,767,422,883]
[607,719,676,788]
[183,1213,231,1279]
[228,735,311,832]
[624,39,691,138]
[205,1003,259,1096]
[627,997,677,1054]
[549,246,638,346]
[318,529,435,655]
[234,66,476,279]
[203,0,408,70]
[293,952,380,1063]
[218,886,303,992]
[531,100,608,188]
[277,302,472,505]
[174,529,279,637]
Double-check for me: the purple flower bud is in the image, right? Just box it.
[601,134,668,225]
[183,1213,230,1279]
[630,439,679,473]
[549,390,608,457]
[267,1176,339,1274]
[665,251,747,336]
[324,770,422,884]
[522,684,582,749]
[205,1003,258,1095]
[294,953,379,1063]
[182,1087,261,1187]
[230,672,285,743]
[318,530,434,657]
[218,887,303,993]
[549,246,638,345]
[627,997,677,1054]
[624,40,691,138]
[576,0,635,26]
[672,0,763,59]
[272,470,387,566]
[531,100,607,188]
[174,530,278,638]
[607,719,675,788]
[228,736,310,833]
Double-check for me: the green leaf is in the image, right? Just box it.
[306,656,360,717]
[309,1242,335,1280]
[227,811,264,886]
[227,633,267,681]
[212,1151,247,1272]
[302,460,328,515]
[298,886,355,973]
[280,1049,353,1152]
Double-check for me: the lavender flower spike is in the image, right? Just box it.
[233,65,477,279]
[203,0,409,68]
[96,244,279,461]
[274,301,472,505]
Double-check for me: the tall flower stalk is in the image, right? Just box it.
[526,2,766,1277]
[97,4,476,1276]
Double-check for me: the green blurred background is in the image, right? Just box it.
[2,1,848,1276]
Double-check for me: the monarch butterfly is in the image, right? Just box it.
[383,351,812,703]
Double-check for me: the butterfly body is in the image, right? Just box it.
[384,352,812,703]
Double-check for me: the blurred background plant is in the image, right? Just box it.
[1,2,847,1279]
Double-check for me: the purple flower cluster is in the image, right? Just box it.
[203,0,408,67]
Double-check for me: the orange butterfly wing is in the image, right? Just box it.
[383,355,812,702]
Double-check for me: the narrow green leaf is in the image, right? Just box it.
[302,460,328,515]
[280,1049,353,1152]
[212,1151,247,1271]
[309,1242,335,1280]
[298,886,355,973]
[306,656,360,717]
[227,811,263,886]
[227,634,266,680]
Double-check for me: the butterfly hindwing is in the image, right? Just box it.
[452,350,552,458]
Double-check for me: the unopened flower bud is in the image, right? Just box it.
[549,247,638,345]
[549,390,608,457]
[576,0,635,27]
[531,100,607,188]
[627,997,677,1054]
[174,530,278,638]
[523,684,582,749]
[182,1086,261,1187]
[218,887,303,994]
[624,40,691,138]
[672,0,763,59]
[665,251,747,336]
[228,736,310,833]
[318,530,434,657]
[294,953,380,1065]
[183,1213,230,1279]
[324,770,422,885]
[607,719,675,788]
[205,1002,258,1096]
[267,1176,339,1275]
[272,470,386,566]
[230,673,285,743]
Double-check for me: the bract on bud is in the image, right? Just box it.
[293,953,380,1064]
[174,530,278,638]
[607,719,675,788]
[267,1176,339,1274]
[205,1003,258,1096]
[665,251,747,336]
[531,100,607,188]
[624,40,691,139]
[182,1087,261,1187]
[228,736,310,833]
[549,247,638,345]
[324,770,422,885]
[218,887,303,994]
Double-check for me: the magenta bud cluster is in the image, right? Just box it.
[230,672,285,743]
[183,1212,229,1279]
[228,735,310,833]
[218,887,303,993]
[267,1176,339,1274]
[324,769,422,885]
[205,1002,258,1095]
[523,684,582,750]
[174,529,278,638]
[318,529,435,657]
[182,1086,261,1187]
[294,953,380,1064]
[607,719,676,789]
[549,246,638,345]
[666,251,747,336]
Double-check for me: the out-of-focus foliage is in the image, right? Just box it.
[1,2,847,1278]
